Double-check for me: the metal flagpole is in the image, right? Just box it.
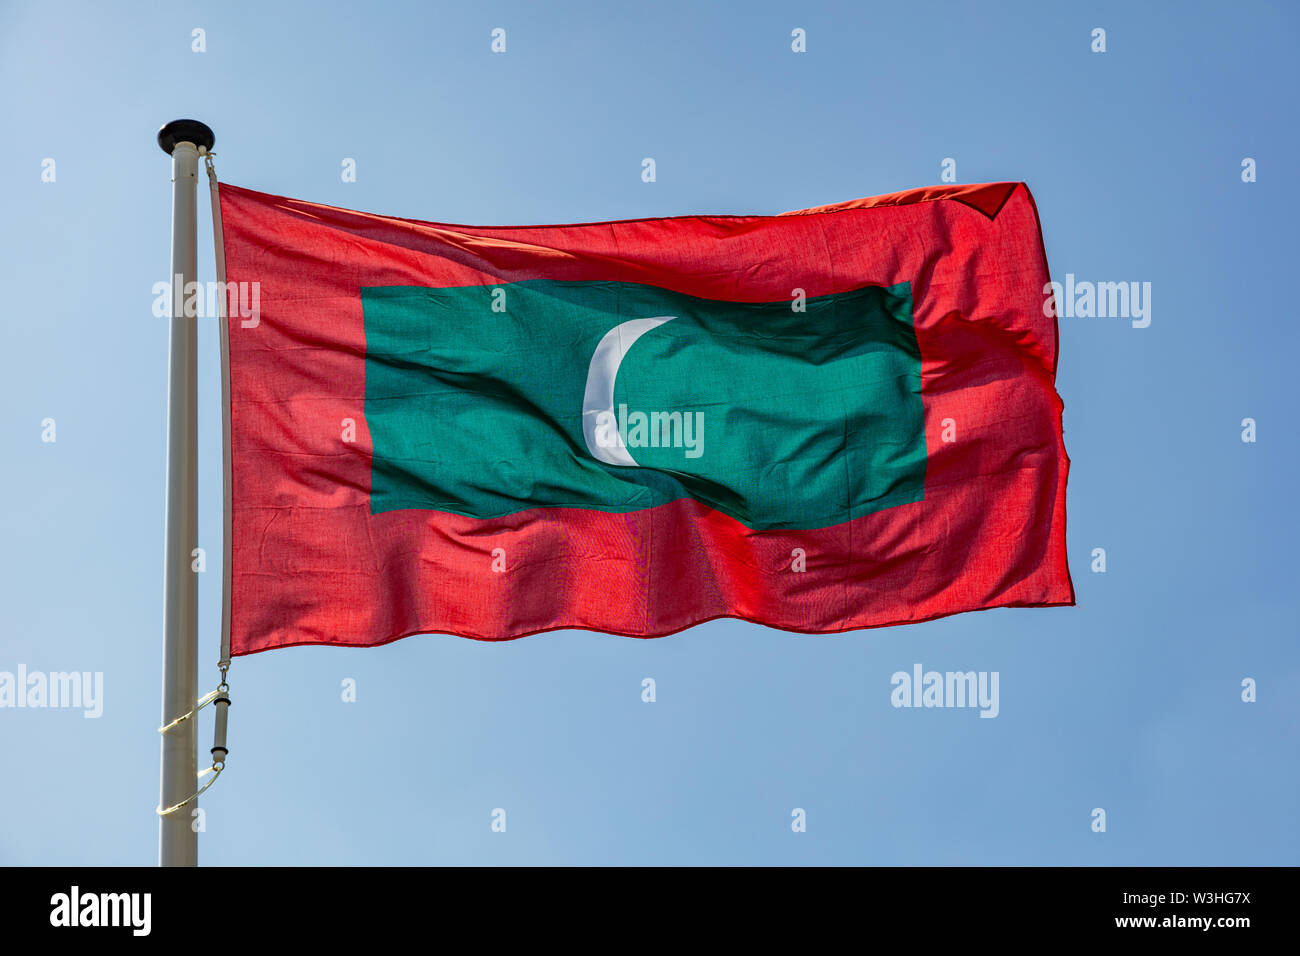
[157,119,214,867]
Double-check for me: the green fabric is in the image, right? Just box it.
[362,279,925,531]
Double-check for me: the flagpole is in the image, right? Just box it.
[157,119,214,867]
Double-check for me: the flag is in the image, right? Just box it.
[218,181,1072,655]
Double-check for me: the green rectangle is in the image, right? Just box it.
[361,279,925,531]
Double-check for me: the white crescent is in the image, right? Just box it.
[582,316,675,467]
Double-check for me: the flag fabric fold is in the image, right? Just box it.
[218,181,1072,655]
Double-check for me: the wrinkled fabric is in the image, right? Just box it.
[219,181,1073,655]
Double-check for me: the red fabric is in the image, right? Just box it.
[220,181,1073,655]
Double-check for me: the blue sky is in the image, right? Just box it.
[0,0,1296,865]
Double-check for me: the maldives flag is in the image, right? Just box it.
[218,181,1072,656]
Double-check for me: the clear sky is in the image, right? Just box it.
[1,0,1296,865]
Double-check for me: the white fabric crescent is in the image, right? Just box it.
[582,316,676,466]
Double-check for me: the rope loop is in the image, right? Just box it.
[155,659,232,816]
[157,688,218,734]
[156,763,223,817]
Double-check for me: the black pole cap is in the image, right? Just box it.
[157,119,215,155]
